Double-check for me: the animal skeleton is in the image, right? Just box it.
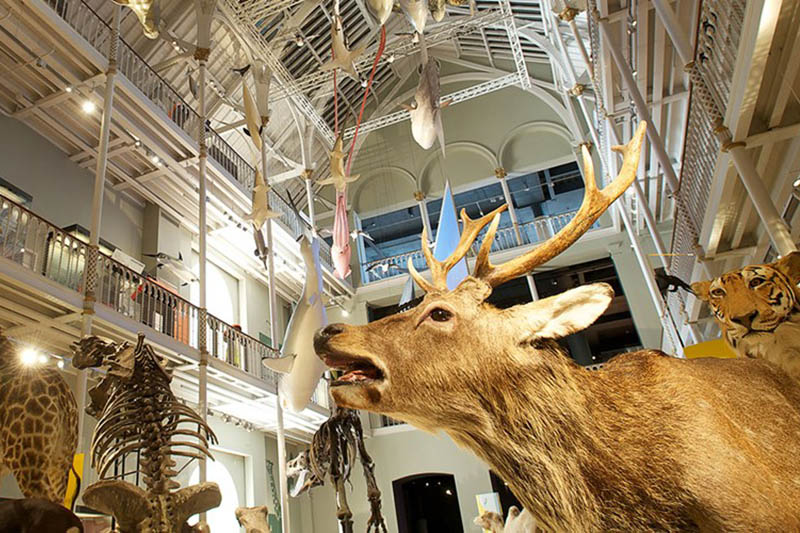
[72,334,220,533]
[314,122,800,530]
[288,406,387,533]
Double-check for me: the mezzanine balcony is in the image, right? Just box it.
[0,192,330,439]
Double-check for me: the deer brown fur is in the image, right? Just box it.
[314,123,800,531]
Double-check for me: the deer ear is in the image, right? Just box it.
[691,280,711,302]
[509,283,613,341]
[774,251,800,285]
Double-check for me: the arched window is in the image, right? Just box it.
[187,459,241,532]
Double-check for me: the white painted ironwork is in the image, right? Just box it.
[343,73,520,138]
[498,0,531,90]
[219,0,336,145]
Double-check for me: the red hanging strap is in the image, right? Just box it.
[346,25,386,175]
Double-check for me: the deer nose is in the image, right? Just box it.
[314,324,345,352]
[731,311,758,329]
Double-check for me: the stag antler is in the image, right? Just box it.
[409,121,647,292]
[408,203,508,292]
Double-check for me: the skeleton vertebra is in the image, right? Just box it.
[72,334,220,533]
[314,122,800,531]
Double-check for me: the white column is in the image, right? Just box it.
[263,128,291,533]
[414,190,433,238]
[304,169,316,230]
[495,168,539,300]
[77,2,121,456]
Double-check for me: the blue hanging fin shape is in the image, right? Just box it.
[433,180,468,290]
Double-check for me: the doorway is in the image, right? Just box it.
[393,473,463,533]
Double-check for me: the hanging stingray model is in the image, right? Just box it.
[317,134,360,193]
[263,237,329,412]
[399,0,429,34]
[320,17,366,81]
[403,58,449,155]
[331,191,351,279]
[366,0,393,25]
[114,0,161,39]
[248,170,281,232]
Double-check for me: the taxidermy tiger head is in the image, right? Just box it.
[692,252,800,367]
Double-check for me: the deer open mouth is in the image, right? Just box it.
[323,354,385,386]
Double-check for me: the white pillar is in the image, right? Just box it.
[77,2,121,463]
[414,190,433,239]
[305,169,316,230]
[196,47,210,510]
[495,168,539,300]
[263,128,291,533]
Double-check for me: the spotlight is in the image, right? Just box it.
[445,489,453,495]
[341,309,350,317]
[20,348,40,366]
[65,86,73,93]
[57,359,65,369]
[134,139,142,148]
[793,177,800,188]
[82,100,96,113]
[386,54,395,64]
[38,354,48,364]
[151,155,162,167]
[361,79,368,88]
[294,36,304,47]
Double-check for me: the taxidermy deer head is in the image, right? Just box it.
[315,122,646,424]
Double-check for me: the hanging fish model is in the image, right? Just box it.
[429,0,447,21]
[248,170,281,231]
[114,0,161,39]
[331,191,351,279]
[142,252,198,285]
[263,237,328,412]
[403,59,449,155]
[366,0,394,25]
[316,134,360,193]
[399,0,429,34]
[320,17,366,81]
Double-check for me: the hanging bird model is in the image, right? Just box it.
[320,16,366,81]
[248,170,281,231]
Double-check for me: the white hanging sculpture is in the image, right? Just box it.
[366,0,393,25]
[114,0,161,39]
[316,134,360,193]
[403,57,449,155]
[263,237,329,412]
[399,0,429,34]
[320,17,366,81]
[248,170,281,231]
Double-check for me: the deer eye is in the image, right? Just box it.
[429,308,453,322]
[710,287,726,298]
[749,277,766,289]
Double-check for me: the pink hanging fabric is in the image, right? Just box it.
[331,190,351,279]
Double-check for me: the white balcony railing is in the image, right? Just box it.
[39,0,335,271]
[0,193,329,409]
[361,210,582,283]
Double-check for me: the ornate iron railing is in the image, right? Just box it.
[0,193,328,408]
[361,210,582,283]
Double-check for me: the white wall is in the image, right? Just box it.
[0,115,144,257]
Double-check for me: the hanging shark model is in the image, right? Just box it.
[262,237,329,413]
[316,134,360,193]
[320,17,366,81]
[330,191,351,279]
[403,58,449,155]
[399,0,429,34]
[248,170,281,231]
[114,0,161,39]
[243,82,263,151]
[366,0,393,25]
[143,252,198,286]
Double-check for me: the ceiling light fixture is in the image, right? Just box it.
[57,359,65,369]
[65,86,73,93]
[20,348,40,366]
[82,100,96,113]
